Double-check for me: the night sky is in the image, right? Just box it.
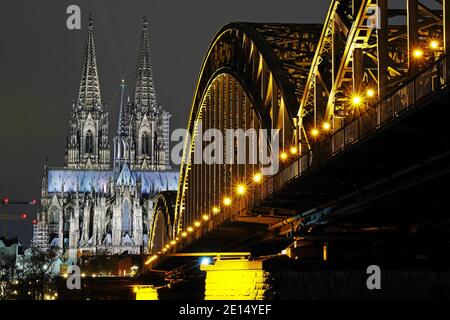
[0,0,330,245]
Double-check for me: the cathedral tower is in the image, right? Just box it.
[65,14,110,169]
[113,80,134,173]
[130,17,171,170]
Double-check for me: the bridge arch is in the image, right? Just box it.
[150,191,176,253]
[173,23,321,238]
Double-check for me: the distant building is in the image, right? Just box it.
[0,237,23,281]
[32,15,178,261]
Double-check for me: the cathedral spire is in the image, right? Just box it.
[133,16,158,112]
[77,13,102,109]
[117,79,128,136]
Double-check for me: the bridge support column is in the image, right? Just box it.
[201,259,271,300]
[134,285,159,300]
[352,0,363,16]
[353,48,364,94]
[407,0,419,74]
[377,0,388,101]
[444,0,450,81]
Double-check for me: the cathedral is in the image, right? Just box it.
[31,15,178,260]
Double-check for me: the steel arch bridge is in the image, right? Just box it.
[149,0,450,263]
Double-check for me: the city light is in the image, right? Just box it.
[322,122,331,131]
[223,197,232,206]
[290,146,298,155]
[352,95,362,105]
[413,49,424,58]
[170,240,176,245]
[200,257,211,266]
[194,221,201,227]
[252,173,262,184]
[202,214,210,221]
[181,231,188,237]
[280,152,288,161]
[311,128,319,137]
[187,226,194,233]
[367,88,376,98]
[236,184,246,196]
[212,206,220,214]
[430,40,439,50]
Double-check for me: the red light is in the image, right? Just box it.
[30,199,37,205]
[21,213,27,219]
[3,197,9,204]
[32,219,37,225]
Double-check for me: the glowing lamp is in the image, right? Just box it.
[223,197,232,206]
[200,257,211,266]
[290,146,298,155]
[413,49,424,58]
[352,95,362,105]
[236,184,246,196]
[252,173,262,183]
[430,40,439,50]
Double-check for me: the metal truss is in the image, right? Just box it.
[299,0,447,152]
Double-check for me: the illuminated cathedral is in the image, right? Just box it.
[31,15,177,260]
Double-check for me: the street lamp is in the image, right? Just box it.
[252,173,263,184]
[223,197,232,206]
[235,184,246,196]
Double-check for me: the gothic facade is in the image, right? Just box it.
[32,15,177,261]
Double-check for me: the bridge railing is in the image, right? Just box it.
[254,55,449,205]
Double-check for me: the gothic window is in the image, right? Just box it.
[63,207,73,233]
[122,200,132,234]
[48,207,59,241]
[63,207,72,250]
[141,131,149,156]
[89,206,94,240]
[85,130,93,154]
[98,129,103,148]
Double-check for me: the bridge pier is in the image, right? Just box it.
[201,259,271,300]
